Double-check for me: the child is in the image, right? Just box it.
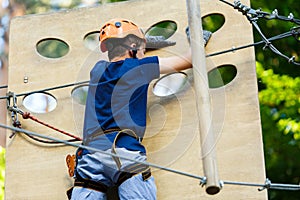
[70,18,205,200]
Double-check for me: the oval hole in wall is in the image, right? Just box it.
[23,92,57,113]
[84,31,100,51]
[153,72,188,97]
[208,64,237,88]
[36,38,69,58]
[202,13,225,33]
[145,20,177,39]
[71,85,89,105]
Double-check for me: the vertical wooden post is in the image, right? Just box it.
[186,0,221,195]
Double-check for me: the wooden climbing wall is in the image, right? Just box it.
[5,0,267,199]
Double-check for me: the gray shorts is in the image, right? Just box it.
[71,147,157,200]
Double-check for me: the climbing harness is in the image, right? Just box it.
[83,128,121,145]
[67,171,109,199]
[66,168,151,199]
[66,128,151,199]
[110,129,143,170]
[68,128,146,175]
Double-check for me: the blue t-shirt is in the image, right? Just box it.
[83,56,160,153]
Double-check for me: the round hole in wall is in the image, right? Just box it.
[153,72,188,97]
[145,20,177,39]
[202,13,225,33]
[71,85,89,105]
[23,92,57,113]
[84,31,100,51]
[208,64,237,88]
[36,38,69,58]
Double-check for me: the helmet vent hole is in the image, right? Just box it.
[115,22,121,28]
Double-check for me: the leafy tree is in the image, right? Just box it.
[0,148,4,200]
[251,1,300,199]
[0,1,299,200]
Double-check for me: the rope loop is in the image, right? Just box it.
[22,112,31,119]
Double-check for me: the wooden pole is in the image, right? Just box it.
[185,0,221,195]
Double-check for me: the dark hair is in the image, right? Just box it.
[105,34,145,60]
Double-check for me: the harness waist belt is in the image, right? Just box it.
[67,169,151,199]
[84,128,121,145]
[117,168,152,186]
[73,172,109,193]
[74,178,108,193]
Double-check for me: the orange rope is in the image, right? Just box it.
[22,112,82,141]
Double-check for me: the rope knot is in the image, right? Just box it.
[22,112,31,119]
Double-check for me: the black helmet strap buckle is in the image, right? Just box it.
[121,44,138,59]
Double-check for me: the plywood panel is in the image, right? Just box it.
[6,0,267,199]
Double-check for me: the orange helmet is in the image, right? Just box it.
[99,18,145,52]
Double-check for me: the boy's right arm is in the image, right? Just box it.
[158,48,192,74]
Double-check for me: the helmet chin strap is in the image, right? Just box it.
[121,44,138,59]
[131,48,138,59]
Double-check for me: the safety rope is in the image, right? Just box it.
[0,1,299,192]
[219,0,300,65]
[0,85,7,90]
[0,2,299,101]
[0,80,89,100]
[22,112,82,141]
[1,123,299,192]
[206,27,298,57]
[0,123,205,181]
[6,92,82,143]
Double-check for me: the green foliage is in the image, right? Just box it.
[0,148,5,200]
[2,1,300,200]
[15,0,84,14]
[257,61,300,141]
[202,14,225,33]
[208,65,237,88]
[145,21,177,39]
[257,63,300,199]
[251,1,300,199]
[36,39,69,58]
[252,1,300,77]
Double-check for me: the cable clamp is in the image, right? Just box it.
[288,56,295,63]
[200,176,207,187]
[6,91,24,138]
[219,180,224,189]
[288,13,294,20]
[258,178,272,191]
[6,91,17,112]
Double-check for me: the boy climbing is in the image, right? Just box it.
[69,18,211,200]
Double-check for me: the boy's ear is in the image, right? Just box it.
[106,43,114,51]
[130,43,137,49]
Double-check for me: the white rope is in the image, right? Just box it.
[0,123,204,181]
[1,123,300,192]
